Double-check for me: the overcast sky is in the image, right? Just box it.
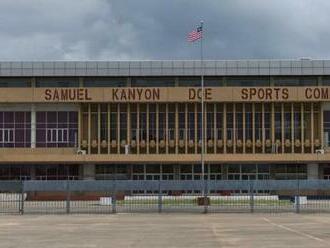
[0,0,329,60]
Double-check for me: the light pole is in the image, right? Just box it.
[199,21,207,213]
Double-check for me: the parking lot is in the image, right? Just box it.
[1,213,330,247]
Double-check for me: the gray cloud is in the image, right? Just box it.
[0,0,329,60]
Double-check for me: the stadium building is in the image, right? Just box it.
[1,60,330,182]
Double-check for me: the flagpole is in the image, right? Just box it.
[200,20,207,213]
[200,20,204,183]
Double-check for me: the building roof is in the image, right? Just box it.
[0,59,329,77]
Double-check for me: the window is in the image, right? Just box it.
[264,105,271,141]
[226,105,233,141]
[162,164,174,180]
[210,164,222,180]
[178,104,185,140]
[130,104,137,142]
[139,104,147,142]
[35,165,79,180]
[324,111,330,147]
[36,78,79,87]
[1,129,14,143]
[149,104,157,142]
[180,164,193,180]
[245,104,252,141]
[168,104,175,143]
[95,164,129,180]
[158,104,166,142]
[119,104,127,141]
[84,77,126,87]
[216,104,223,140]
[178,77,224,87]
[274,77,317,86]
[187,104,195,142]
[178,77,201,87]
[0,165,31,180]
[226,77,270,87]
[47,128,69,143]
[255,104,262,140]
[273,164,307,180]
[206,104,214,140]
[235,104,243,142]
[146,164,160,180]
[131,77,174,87]
[205,77,223,87]
[36,111,78,147]
[0,78,31,87]
[0,111,31,148]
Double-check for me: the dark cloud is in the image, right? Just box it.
[0,0,328,60]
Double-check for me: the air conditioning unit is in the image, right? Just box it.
[316,149,325,154]
[77,149,87,155]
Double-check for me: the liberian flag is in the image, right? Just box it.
[187,25,203,42]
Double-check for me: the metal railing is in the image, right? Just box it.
[1,180,330,214]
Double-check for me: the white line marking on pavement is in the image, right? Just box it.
[0,223,19,226]
[211,223,226,246]
[263,217,327,245]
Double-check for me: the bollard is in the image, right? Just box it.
[295,180,300,214]
[66,181,71,214]
[158,193,162,213]
[112,193,117,214]
[203,180,208,214]
[19,189,24,215]
[295,195,300,214]
[250,190,254,213]
[158,181,162,213]
[249,182,254,213]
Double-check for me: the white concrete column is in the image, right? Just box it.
[307,163,319,179]
[31,104,36,148]
[82,164,96,180]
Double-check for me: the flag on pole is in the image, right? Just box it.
[187,25,203,42]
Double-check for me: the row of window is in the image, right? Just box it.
[95,164,307,180]
[0,111,78,148]
[0,164,79,180]
[2,76,330,87]
[0,164,313,181]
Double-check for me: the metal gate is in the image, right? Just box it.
[0,181,23,214]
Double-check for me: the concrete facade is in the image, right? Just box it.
[0,60,330,181]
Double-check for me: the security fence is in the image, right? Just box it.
[2,180,330,214]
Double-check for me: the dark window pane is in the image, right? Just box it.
[131,77,175,87]
[0,78,31,87]
[4,112,14,123]
[227,77,270,86]
[36,78,79,87]
[84,77,126,87]
[58,112,68,123]
[15,112,24,123]
[47,112,57,123]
